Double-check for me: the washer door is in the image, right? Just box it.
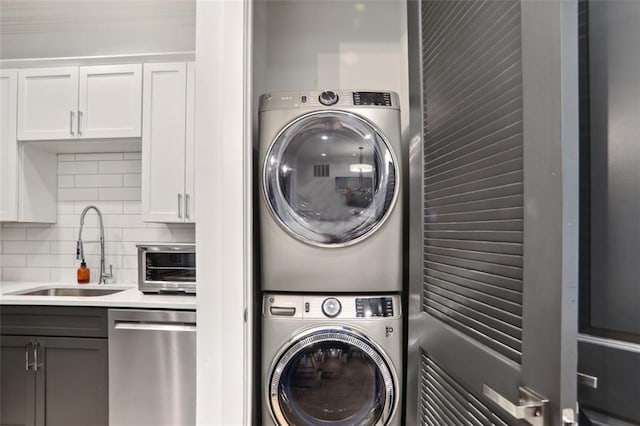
[269,328,396,426]
[263,111,398,247]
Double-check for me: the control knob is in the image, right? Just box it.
[319,90,339,106]
[321,297,342,318]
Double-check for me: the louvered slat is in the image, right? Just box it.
[422,0,524,364]
[420,352,509,426]
[425,267,522,304]
[425,147,522,188]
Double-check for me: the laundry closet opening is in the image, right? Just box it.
[250,2,409,425]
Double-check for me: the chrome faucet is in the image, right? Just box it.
[76,205,112,284]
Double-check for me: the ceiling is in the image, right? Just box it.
[0,0,195,59]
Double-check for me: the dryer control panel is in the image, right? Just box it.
[263,293,400,319]
[259,90,400,111]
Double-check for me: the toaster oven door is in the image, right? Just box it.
[143,251,196,283]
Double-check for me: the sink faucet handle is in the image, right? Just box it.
[103,264,113,280]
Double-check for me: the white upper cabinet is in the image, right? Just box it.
[17,64,142,141]
[142,62,196,223]
[1,69,18,220]
[17,67,79,140]
[79,65,142,138]
[1,69,57,223]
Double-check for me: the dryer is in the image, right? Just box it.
[259,90,403,293]
[262,293,402,426]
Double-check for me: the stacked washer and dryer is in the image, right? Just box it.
[258,90,403,426]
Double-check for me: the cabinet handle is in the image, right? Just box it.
[25,342,31,371]
[178,193,183,219]
[33,341,39,372]
[78,111,83,136]
[70,111,75,136]
[482,385,547,425]
[115,321,196,332]
[185,194,190,220]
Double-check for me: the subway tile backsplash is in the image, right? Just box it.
[0,152,194,284]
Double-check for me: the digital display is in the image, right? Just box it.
[353,92,392,106]
[356,297,394,317]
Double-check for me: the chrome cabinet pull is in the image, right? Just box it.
[185,194,190,220]
[25,342,31,371]
[70,111,75,136]
[78,111,83,136]
[33,341,39,372]
[114,321,196,332]
[482,385,548,426]
[178,193,183,219]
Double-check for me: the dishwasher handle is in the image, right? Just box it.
[114,321,196,333]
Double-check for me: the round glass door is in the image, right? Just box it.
[269,328,395,426]
[263,111,398,247]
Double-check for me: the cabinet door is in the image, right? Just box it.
[36,338,108,426]
[142,62,187,222]
[0,69,18,221]
[17,67,78,141]
[0,336,36,426]
[184,62,196,222]
[78,64,142,139]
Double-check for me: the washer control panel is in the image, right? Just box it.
[264,293,400,319]
[352,91,393,106]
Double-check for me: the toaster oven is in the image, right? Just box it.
[137,243,196,294]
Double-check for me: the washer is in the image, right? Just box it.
[262,293,402,426]
[258,90,403,293]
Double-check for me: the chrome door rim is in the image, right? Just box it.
[268,326,396,426]
[262,110,400,248]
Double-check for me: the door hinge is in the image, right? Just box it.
[483,385,548,426]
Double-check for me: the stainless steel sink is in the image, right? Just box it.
[12,287,127,297]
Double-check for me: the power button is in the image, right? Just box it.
[321,297,341,318]
[319,90,339,106]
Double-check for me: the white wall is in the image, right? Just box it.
[0,152,194,283]
[0,0,195,59]
[255,0,409,127]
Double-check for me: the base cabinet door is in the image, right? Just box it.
[0,336,36,426]
[37,337,108,426]
[0,336,107,426]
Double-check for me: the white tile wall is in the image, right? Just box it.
[0,152,195,284]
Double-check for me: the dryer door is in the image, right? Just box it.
[263,111,398,247]
[268,328,396,426]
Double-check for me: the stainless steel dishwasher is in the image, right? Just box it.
[108,309,196,426]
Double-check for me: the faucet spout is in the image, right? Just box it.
[77,205,112,284]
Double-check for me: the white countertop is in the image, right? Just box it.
[0,281,196,310]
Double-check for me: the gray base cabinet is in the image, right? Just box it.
[0,336,35,426]
[0,306,108,426]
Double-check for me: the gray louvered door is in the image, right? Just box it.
[406,0,579,424]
